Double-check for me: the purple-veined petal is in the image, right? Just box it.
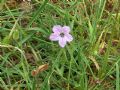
[49,33,60,41]
[52,25,62,34]
[65,34,73,42]
[62,26,70,33]
[58,38,67,48]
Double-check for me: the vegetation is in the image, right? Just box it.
[0,0,120,90]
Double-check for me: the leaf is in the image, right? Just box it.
[13,30,19,40]
[89,56,100,71]
[31,63,49,76]
[2,36,11,44]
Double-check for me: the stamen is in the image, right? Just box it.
[60,33,65,37]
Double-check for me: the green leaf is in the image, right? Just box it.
[13,30,19,40]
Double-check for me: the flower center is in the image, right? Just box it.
[60,33,65,37]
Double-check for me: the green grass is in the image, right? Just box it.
[0,0,120,90]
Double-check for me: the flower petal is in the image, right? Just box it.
[62,26,70,33]
[65,34,73,42]
[52,25,62,34]
[58,38,67,48]
[49,33,60,41]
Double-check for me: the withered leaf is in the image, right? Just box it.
[31,63,49,76]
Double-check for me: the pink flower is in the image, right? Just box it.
[49,25,73,48]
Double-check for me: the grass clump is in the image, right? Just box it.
[0,0,120,90]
